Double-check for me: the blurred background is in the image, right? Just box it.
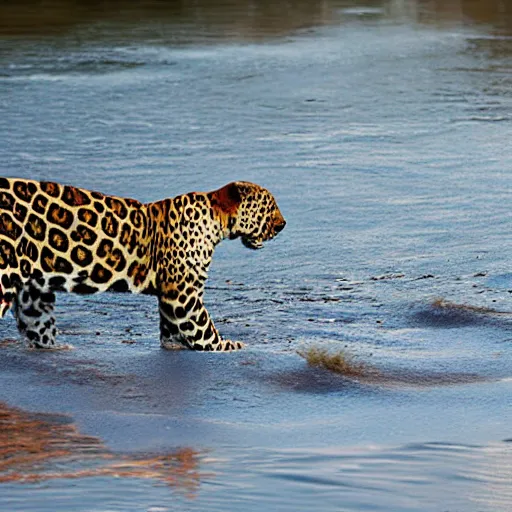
[1,0,512,37]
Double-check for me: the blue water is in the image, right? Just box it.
[1,1,512,510]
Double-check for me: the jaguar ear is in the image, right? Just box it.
[214,182,242,215]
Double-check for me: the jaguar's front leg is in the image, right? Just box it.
[158,295,243,351]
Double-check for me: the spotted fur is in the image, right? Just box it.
[0,178,286,351]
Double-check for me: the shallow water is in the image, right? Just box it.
[1,0,512,510]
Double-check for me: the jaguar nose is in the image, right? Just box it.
[275,220,286,233]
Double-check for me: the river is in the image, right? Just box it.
[1,1,512,510]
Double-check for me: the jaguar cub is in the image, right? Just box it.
[0,178,285,351]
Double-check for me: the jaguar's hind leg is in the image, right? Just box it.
[0,291,11,318]
[0,273,19,319]
[14,281,57,349]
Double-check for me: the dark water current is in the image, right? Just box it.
[1,1,512,510]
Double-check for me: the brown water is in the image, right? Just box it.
[1,0,512,510]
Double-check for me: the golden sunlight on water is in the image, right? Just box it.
[0,402,202,492]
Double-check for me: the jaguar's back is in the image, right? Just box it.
[0,177,153,297]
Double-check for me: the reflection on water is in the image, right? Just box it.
[2,398,512,511]
[1,0,512,38]
[0,402,202,492]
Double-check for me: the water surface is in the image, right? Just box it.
[1,0,512,510]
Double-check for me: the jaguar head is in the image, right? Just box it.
[211,182,286,250]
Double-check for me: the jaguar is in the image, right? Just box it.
[0,178,286,351]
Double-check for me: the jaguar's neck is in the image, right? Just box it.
[143,194,225,296]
